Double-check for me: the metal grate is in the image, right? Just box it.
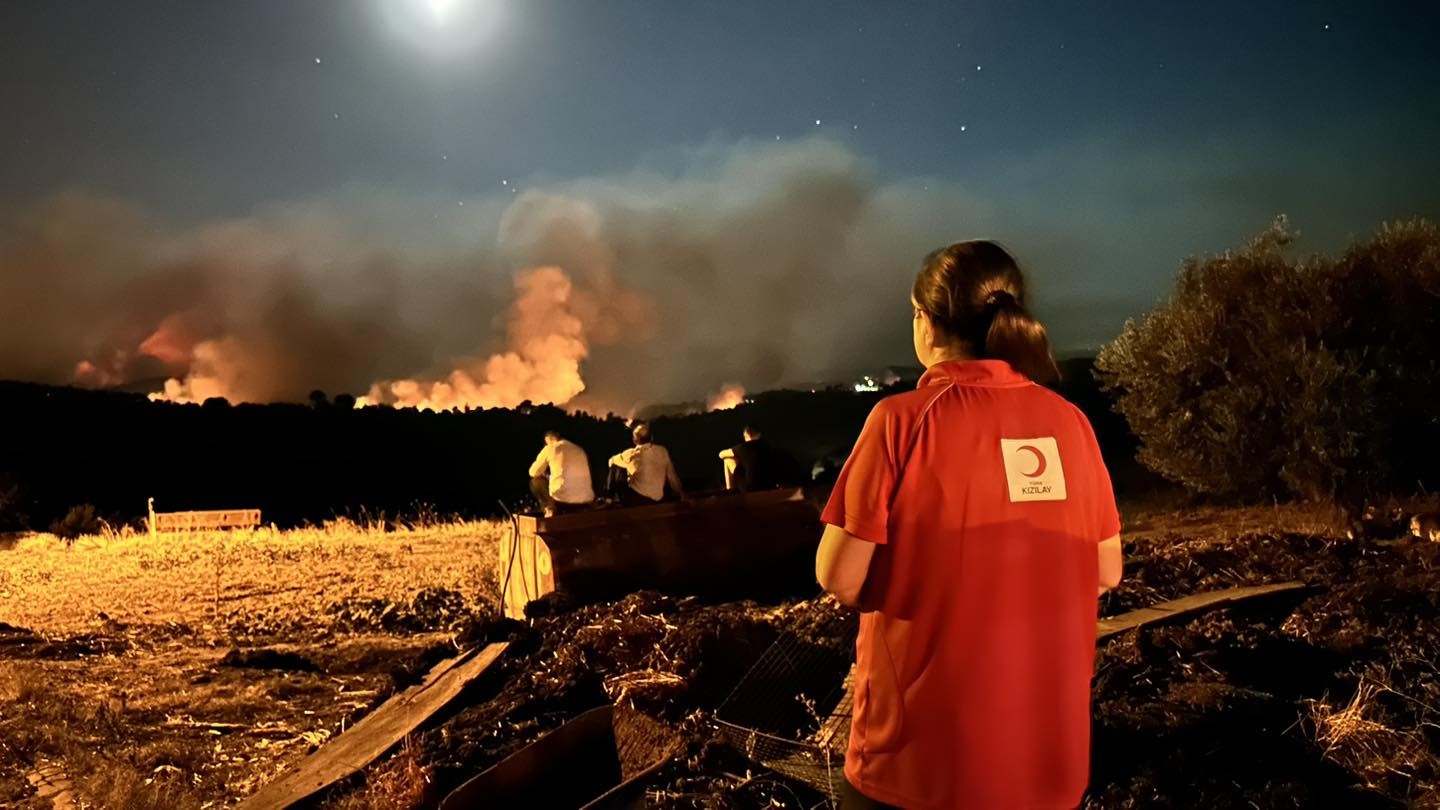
[714,602,858,802]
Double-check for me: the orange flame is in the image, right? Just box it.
[707,383,746,411]
[149,336,256,404]
[362,266,588,411]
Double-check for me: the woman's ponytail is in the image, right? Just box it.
[984,296,1059,384]
[913,241,1060,384]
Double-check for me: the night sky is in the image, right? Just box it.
[2,1,1438,408]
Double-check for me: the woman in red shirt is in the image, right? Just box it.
[816,241,1123,809]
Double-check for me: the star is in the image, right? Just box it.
[1323,23,1331,30]
[501,179,508,185]
[314,57,322,65]
[441,154,448,161]
[814,119,821,126]
[775,135,782,141]
[332,112,340,119]
[976,64,983,71]
[457,201,465,207]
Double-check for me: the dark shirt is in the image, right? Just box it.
[731,438,805,492]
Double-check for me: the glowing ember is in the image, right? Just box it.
[707,383,746,411]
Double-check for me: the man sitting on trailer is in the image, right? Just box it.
[721,424,806,492]
[607,423,686,506]
[528,430,595,516]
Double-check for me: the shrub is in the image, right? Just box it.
[1096,217,1440,503]
[50,503,104,541]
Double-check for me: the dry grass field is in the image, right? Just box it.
[0,519,505,638]
[4,501,1438,808]
[0,519,506,808]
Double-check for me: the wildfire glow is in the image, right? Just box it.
[707,383,746,411]
[138,313,201,367]
[151,337,256,404]
[361,266,588,411]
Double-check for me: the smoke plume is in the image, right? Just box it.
[0,138,997,412]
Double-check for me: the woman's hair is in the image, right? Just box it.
[912,240,1060,383]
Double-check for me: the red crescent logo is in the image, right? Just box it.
[1017,445,1046,478]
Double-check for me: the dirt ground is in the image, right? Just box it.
[4,503,1439,808]
[415,501,1440,809]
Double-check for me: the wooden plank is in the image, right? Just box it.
[1096,582,1308,639]
[238,642,508,810]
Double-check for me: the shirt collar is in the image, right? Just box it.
[917,359,1032,389]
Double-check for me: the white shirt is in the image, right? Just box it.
[609,444,676,502]
[528,440,595,504]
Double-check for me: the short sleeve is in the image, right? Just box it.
[821,401,902,545]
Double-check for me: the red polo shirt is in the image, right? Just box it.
[822,360,1120,810]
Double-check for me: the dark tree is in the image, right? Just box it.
[1097,217,1440,503]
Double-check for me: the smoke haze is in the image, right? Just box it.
[3,133,1431,412]
[0,139,979,412]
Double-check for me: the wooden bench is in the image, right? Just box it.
[147,497,261,538]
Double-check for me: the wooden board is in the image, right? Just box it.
[1096,582,1307,639]
[238,642,508,810]
[151,509,262,531]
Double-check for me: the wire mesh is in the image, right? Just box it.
[714,602,859,802]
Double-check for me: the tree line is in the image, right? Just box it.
[0,359,1134,533]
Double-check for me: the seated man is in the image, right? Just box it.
[528,430,595,516]
[608,423,686,506]
[725,424,805,492]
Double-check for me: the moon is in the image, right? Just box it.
[425,0,460,19]
[376,0,503,59]
[1016,445,1047,478]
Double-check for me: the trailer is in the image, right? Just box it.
[498,487,823,620]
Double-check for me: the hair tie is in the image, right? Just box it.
[984,290,1016,310]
